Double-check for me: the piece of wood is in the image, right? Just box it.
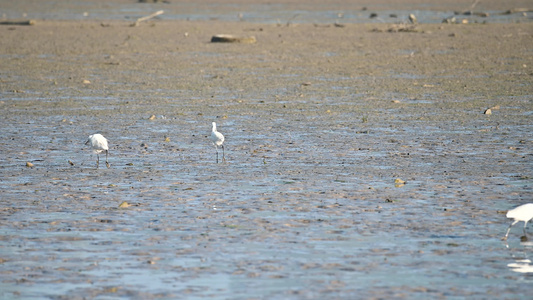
[0,20,36,26]
[211,34,256,44]
[131,10,164,26]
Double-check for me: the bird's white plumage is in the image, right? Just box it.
[210,122,225,163]
[507,203,533,221]
[86,134,109,153]
[210,122,224,146]
[503,203,533,241]
[85,133,110,168]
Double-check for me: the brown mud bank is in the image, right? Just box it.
[0,18,532,299]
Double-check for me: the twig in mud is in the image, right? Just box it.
[286,14,300,26]
[131,10,164,27]
[470,0,480,10]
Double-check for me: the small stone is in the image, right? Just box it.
[394,178,406,187]
[148,115,156,120]
[408,14,417,24]
[26,162,34,168]
[118,201,130,208]
[82,79,91,84]
[484,108,492,115]
[443,17,457,24]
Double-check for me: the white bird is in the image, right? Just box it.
[503,203,533,241]
[85,134,110,168]
[210,122,225,163]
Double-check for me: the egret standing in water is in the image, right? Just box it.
[85,133,110,168]
[503,203,533,241]
[210,122,225,163]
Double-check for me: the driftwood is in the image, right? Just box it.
[211,34,256,44]
[131,10,164,26]
[0,20,36,26]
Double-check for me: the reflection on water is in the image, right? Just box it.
[506,240,533,274]
[508,259,533,273]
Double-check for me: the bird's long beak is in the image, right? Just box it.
[85,140,89,145]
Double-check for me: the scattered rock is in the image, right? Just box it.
[26,162,34,168]
[148,115,156,120]
[500,8,533,15]
[387,24,418,33]
[456,11,489,17]
[484,108,492,115]
[443,17,457,24]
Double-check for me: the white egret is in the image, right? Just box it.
[503,203,533,241]
[85,134,110,168]
[210,122,225,163]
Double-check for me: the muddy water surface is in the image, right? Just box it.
[0,7,532,299]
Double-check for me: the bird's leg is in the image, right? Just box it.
[523,221,529,240]
[105,150,110,168]
[222,145,226,162]
[96,154,100,169]
[503,220,519,241]
[215,146,219,163]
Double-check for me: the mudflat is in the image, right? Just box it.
[0,7,532,299]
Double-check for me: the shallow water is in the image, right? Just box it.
[1,83,532,298]
[1,1,531,24]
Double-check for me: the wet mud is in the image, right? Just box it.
[0,4,532,299]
